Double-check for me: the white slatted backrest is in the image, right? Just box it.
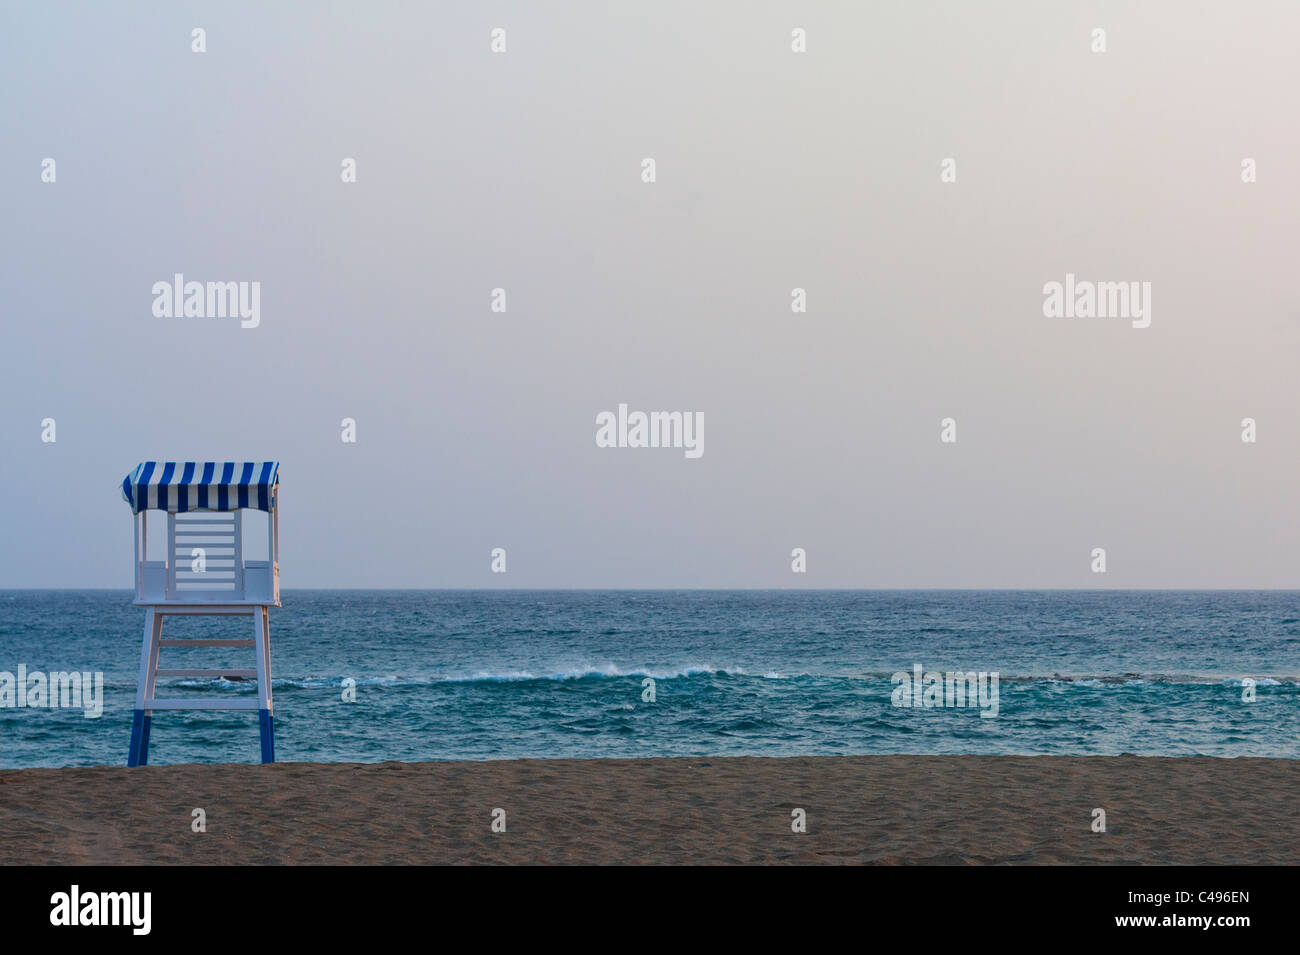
[168,511,243,599]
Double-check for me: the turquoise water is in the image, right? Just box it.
[0,590,1296,767]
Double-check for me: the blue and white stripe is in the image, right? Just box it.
[121,461,279,513]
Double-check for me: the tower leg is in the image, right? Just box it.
[128,609,160,767]
[254,608,275,763]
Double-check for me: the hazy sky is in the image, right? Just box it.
[3,2,1299,588]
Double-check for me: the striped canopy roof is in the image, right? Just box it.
[121,462,279,514]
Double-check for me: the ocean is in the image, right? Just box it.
[1,590,1296,768]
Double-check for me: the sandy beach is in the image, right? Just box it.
[2,754,1295,865]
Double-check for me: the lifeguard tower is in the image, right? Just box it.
[120,461,281,766]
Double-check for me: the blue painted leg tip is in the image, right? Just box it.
[258,709,275,764]
[127,709,146,767]
[139,715,152,766]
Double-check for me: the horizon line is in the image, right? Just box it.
[4,587,1300,594]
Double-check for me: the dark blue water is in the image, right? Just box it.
[1,590,1296,767]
